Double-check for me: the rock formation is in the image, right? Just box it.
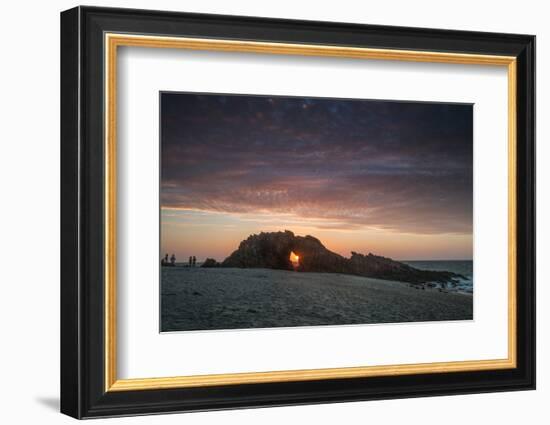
[212,230,464,285]
[201,258,221,268]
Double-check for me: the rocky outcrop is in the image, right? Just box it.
[201,258,220,268]
[346,251,460,284]
[222,230,297,270]
[220,230,464,285]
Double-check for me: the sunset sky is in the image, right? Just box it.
[160,93,473,261]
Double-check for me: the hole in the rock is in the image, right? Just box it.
[289,251,300,269]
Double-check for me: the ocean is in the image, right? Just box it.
[403,260,473,294]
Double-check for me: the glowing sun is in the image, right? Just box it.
[289,251,300,268]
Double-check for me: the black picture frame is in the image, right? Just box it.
[61,5,535,419]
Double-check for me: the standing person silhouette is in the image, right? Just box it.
[192,256,196,267]
[170,254,176,266]
[189,256,192,267]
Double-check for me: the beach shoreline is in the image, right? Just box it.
[161,267,473,332]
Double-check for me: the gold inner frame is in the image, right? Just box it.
[104,33,518,392]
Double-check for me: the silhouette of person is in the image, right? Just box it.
[170,254,176,266]
[189,256,192,267]
[192,256,196,267]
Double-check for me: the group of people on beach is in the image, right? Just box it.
[160,253,198,267]
[161,253,176,267]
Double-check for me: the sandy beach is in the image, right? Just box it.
[161,267,473,332]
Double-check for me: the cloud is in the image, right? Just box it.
[160,93,472,235]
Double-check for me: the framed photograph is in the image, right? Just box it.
[60,6,535,419]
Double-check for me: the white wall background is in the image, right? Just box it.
[0,0,545,423]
